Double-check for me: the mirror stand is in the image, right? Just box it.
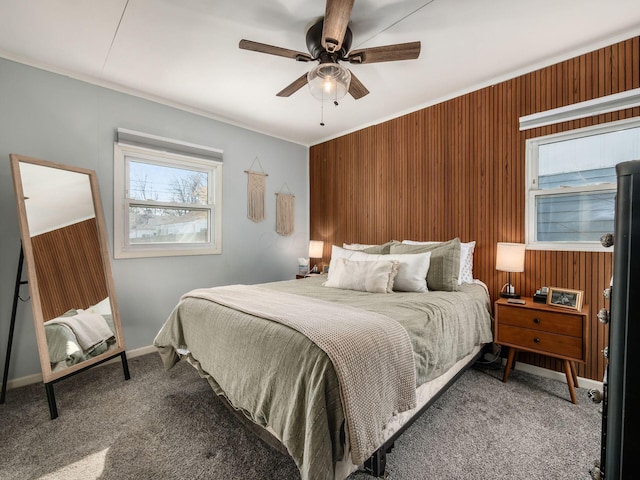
[0,245,26,407]
[1,246,130,420]
[41,349,130,420]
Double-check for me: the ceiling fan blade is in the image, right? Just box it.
[276,73,309,97]
[322,0,354,54]
[348,70,369,99]
[239,39,313,62]
[347,41,421,64]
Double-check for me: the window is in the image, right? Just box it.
[114,131,222,258]
[526,118,640,251]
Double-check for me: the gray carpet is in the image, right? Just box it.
[0,353,601,480]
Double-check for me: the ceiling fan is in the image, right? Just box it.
[239,0,421,102]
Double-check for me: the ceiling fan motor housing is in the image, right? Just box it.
[306,19,352,62]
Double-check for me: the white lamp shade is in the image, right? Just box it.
[496,242,525,272]
[308,240,324,259]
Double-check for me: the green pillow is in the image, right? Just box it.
[362,240,400,255]
[389,238,461,291]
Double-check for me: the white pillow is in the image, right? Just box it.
[402,239,476,285]
[86,297,111,315]
[324,258,399,293]
[329,245,431,292]
[342,243,376,251]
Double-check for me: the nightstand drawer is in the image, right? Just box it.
[496,305,582,337]
[497,324,583,360]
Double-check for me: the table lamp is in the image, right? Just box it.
[496,242,525,298]
[308,240,324,274]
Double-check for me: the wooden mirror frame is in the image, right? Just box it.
[7,154,128,416]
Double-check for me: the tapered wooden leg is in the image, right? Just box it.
[563,360,577,404]
[569,361,579,388]
[503,348,517,383]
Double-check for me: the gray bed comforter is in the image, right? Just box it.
[154,277,493,480]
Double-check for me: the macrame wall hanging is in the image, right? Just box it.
[275,184,295,237]
[245,157,268,223]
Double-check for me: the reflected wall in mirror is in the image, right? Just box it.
[9,154,126,387]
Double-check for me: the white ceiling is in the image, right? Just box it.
[1,0,640,146]
[19,162,95,237]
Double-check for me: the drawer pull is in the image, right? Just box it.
[533,337,541,343]
[533,318,541,324]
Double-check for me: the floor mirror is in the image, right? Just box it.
[2,154,129,419]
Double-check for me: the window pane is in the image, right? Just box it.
[536,191,615,242]
[538,126,640,189]
[129,206,209,244]
[538,167,615,189]
[128,159,209,205]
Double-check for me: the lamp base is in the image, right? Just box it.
[500,292,521,299]
[500,281,519,299]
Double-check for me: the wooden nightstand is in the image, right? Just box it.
[494,297,589,404]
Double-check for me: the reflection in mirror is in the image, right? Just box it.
[19,162,118,371]
[7,154,129,418]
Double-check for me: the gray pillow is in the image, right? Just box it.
[389,238,461,291]
[362,240,400,255]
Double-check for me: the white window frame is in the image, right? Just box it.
[114,141,222,259]
[526,117,640,252]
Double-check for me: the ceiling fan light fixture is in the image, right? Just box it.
[307,62,351,102]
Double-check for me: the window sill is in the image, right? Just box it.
[526,242,612,253]
[114,245,221,259]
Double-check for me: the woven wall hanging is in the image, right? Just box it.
[275,184,295,236]
[245,157,268,223]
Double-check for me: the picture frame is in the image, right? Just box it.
[547,287,584,311]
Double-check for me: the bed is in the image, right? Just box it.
[44,297,117,372]
[154,238,493,480]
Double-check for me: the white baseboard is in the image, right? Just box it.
[3,345,157,391]
[5,372,43,391]
[484,352,603,391]
[6,346,604,393]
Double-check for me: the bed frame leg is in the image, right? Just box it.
[364,442,394,478]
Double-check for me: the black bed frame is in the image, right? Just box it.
[221,345,487,478]
[362,347,486,477]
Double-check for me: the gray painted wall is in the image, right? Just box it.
[0,58,309,381]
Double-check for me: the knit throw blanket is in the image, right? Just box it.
[44,312,114,350]
[183,285,417,464]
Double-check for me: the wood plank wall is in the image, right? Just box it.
[31,218,109,321]
[309,37,640,381]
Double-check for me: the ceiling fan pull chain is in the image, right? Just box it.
[320,101,325,126]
